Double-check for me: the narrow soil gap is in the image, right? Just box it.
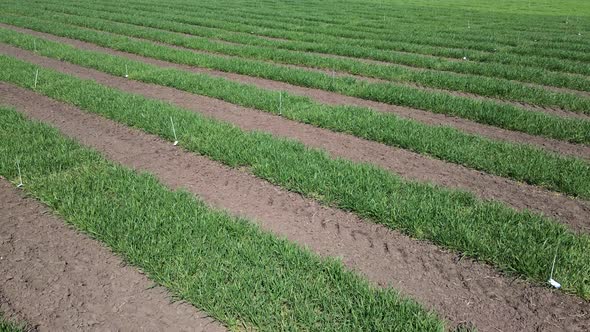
[1,86,588,332]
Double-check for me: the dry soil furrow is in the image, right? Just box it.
[0,181,225,332]
[1,24,589,160]
[1,87,588,332]
[1,48,589,234]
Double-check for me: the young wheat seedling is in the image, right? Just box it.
[170,116,179,146]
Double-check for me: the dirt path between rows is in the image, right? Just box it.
[2,24,589,161]
[1,47,589,233]
[2,86,588,332]
[0,181,225,332]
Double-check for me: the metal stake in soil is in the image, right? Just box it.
[279,91,283,116]
[33,69,39,89]
[15,158,23,188]
[331,68,336,86]
[548,246,561,289]
[170,116,179,146]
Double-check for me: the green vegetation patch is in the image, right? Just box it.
[0,106,444,330]
[0,28,588,199]
[1,55,589,299]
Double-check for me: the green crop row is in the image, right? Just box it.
[216,1,589,53]
[26,0,590,90]
[33,0,590,79]
[103,0,590,63]
[0,314,24,332]
[2,28,589,199]
[3,15,590,142]
[103,0,590,59]
[1,54,590,299]
[0,107,443,331]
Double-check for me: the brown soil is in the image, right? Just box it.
[0,181,225,332]
[2,24,589,161]
[1,48,589,233]
[1,86,588,332]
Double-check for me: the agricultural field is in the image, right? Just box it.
[0,0,588,331]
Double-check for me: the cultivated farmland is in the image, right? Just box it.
[0,0,588,331]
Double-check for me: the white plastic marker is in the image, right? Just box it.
[170,116,179,146]
[33,39,37,52]
[15,159,23,188]
[548,246,561,289]
[279,91,283,116]
[125,64,129,78]
[33,69,39,89]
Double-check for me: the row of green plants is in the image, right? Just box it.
[113,0,590,59]
[4,13,590,138]
[0,313,24,332]
[30,0,590,86]
[41,0,590,77]
[2,54,589,300]
[214,1,588,52]
[2,28,589,199]
[0,107,443,331]
[113,0,590,63]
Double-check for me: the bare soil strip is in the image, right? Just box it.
[2,24,589,161]
[0,180,225,332]
[2,87,588,332]
[1,47,589,233]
